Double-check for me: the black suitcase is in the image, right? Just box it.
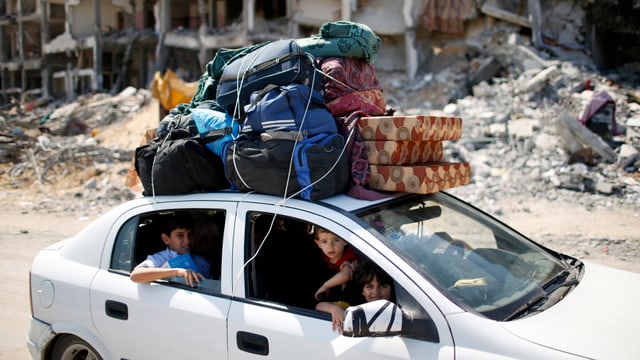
[216,39,320,121]
[224,133,349,201]
[135,129,230,196]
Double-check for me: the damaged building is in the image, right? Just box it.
[1,0,639,107]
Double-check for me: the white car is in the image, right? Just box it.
[28,191,640,359]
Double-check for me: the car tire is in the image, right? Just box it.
[51,335,103,360]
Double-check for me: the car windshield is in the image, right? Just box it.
[355,192,577,321]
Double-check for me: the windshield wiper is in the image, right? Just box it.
[503,290,547,321]
[504,269,579,321]
[542,269,579,294]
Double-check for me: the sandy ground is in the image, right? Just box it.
[490,198,640,273]
[2,99,639,359]
[1,212,89,359]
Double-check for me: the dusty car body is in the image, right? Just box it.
[28,191,640,359]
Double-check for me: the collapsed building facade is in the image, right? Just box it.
[1,0,639,107]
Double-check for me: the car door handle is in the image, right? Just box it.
[105,300,128,320]
[237,331,269,355]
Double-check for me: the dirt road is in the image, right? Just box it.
[2,197,639,359]
[1,212,88,359]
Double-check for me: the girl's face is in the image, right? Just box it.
[362,275,392,302]
[161,227,191,254]
[315,231,347,263]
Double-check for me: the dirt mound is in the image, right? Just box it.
[0,95,159,216]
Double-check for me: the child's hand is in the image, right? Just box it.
[330,309,345,334]
[315,286,329,301]
[176,268,204,287]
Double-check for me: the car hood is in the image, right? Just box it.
[501,261,640,359]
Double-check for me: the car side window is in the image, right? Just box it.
[110,209,225,292]
[246,212,326,310]
[110,216,138,272]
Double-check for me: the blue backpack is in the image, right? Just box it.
[241,83,337,137]
[191,108,240,157]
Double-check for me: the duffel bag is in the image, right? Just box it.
[191,108,240,157]
[157,107,238,158]
[216,39,321,120]
[225,133,349,200]
[241,83,338,136]
[135,128,230,196]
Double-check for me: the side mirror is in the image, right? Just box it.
[342,299,440,342]
[342,300,404,337]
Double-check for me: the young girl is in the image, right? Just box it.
[313,226,359,301]
[316,261,394,333]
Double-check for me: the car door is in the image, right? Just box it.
[90,201,235,359]
[227,201,454,359]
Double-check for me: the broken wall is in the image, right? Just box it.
[351,0,408,72]
[67,0,122,37]
[47,1,67,39]
[293,0,341,26]
[4,0,640,108]
[290,0,418,72]
[586,1,640,69]
[353,0,406,34]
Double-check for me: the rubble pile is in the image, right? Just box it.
[382,24,640,213]
[0,87,152,214]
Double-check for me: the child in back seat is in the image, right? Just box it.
[316,260,395,333]
[313,226,359,302]
[130,212,211,287]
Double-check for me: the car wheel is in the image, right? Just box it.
[51,335,103,360]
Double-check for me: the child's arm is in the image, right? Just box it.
[316,301,348,333]
[130,267,204,287]
[315,261,356,300]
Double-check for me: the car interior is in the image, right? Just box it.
[128,210,225,278]
[247,212,330,310]
[133,216,166,270]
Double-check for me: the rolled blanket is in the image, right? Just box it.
[319,56,386,117]
[326,89,386,118]
[319,56,382,101]
[297,21,382,63]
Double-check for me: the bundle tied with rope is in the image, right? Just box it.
[223,50,350,201]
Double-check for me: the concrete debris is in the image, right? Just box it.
[0,87,150,212]
[384,26,640,212]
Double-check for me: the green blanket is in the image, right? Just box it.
[296,21,382,64]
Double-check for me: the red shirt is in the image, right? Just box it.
[322,246,359,271]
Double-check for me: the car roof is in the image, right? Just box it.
[318,192,406,212]
[132,190,408,214]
